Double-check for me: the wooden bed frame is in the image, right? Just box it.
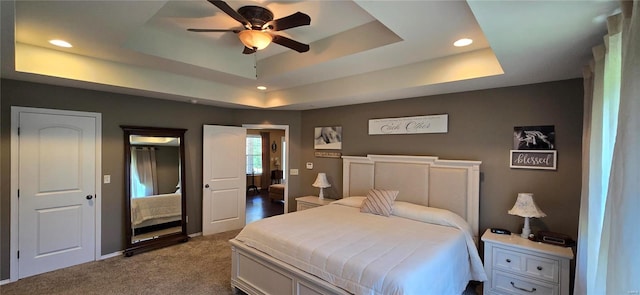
[231,154,481,295]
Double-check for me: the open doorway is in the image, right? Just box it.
[243,124,288,224]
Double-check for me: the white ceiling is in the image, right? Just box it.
[1,0,619,110]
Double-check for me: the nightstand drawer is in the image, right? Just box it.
[297,202,317,211]
[494,248,522,272]
[494,247,559,283]
[493,270,558,295]
[296,196,332,212]
[482,230,573,295]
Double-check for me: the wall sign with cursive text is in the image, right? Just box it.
[368,114,448,135]
[510,150,557,170]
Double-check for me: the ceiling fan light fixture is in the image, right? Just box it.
[238,30,272,50]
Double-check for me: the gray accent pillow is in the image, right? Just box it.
[360,189,399,217]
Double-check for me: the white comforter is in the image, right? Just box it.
[131,193,181,226]
[234,201,487,295]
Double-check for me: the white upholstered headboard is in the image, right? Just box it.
[342,154,481,240]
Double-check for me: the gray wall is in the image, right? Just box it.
[0,79,302,279]
[151,146,181,194]
[298,79,583,241]
[1,78,583,280]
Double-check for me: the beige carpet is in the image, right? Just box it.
[1,230,241,295]
[2,228,481,295]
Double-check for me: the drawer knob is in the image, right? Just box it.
[537,266,543,271]
[511,281,537,293]
[506,259,511,263]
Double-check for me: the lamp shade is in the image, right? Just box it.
[508,193,546,218]
[238,30,272,50]
[312,173,331,188]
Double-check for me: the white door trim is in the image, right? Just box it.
[10,107,102,282]
[242,124,289,214]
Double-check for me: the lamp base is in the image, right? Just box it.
[318,188,324,200]
[521,216,532,238]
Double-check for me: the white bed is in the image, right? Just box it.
[230,154,485,295]
[131,193,181,229]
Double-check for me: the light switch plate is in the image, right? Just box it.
[290,169,299,175]
[103,175,111,184]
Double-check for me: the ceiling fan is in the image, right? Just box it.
[188,0,311,54]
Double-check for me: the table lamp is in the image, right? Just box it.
[508,193,546,238]
[312,173,331,200]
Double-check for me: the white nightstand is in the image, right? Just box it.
[482,229,574,295]
[295,196,332,211]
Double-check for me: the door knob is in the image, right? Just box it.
[205,184,210,188]
[86,195,94,200]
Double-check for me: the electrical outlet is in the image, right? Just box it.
[306,162,313,169]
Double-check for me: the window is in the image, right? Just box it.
[246,135,262,175]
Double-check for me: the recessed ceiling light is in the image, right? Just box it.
[257,86,267,90]
[453,38,473,47]
[49,39,72,48]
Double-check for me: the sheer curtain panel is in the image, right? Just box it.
[130,147,158,198]
[575,1,639,294]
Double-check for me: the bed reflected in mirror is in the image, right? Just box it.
[122,126,188,256]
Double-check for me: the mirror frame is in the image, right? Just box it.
[121,126,188,256]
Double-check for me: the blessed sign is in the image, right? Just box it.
[368,114,448,135]
[510,150,557,170]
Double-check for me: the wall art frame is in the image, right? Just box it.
[368,114,448,135]
[314,126,342,150]
[510,150,557,170]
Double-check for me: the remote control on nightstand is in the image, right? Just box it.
[490,228,511,235]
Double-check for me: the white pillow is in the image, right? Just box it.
[360,189,399,217]
[330,196,365,208]
[392,201,473,237]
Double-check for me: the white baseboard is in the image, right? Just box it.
[189,232,202,238]
[100,251,123,260]
[1,279,12,285]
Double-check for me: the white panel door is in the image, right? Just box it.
[202,125,246,235]
[18,112,97,278]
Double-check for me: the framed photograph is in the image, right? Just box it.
[314,126,342,150]
[510,150,557,170]
[513,125,555,150]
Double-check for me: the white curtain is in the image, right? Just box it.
[130,147,158,198]
[575,1,639,294]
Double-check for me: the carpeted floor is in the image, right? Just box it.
[1,229,242,295]
[2,228,482,295]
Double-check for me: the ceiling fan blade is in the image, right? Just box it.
[271,35,309,53]
[187,28,241,33]
[243,47,257,55]
[207,0,250,28]
[268,12,311,31]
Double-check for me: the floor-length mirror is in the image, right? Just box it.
[122,126,188,256]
